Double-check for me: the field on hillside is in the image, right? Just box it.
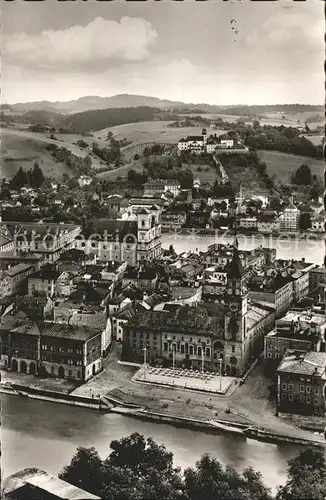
[182,163,219,184]
[300,134,324,146]
[97,157,220,185]
[96,159,145,181]
[257,150,324,184]
[97,121,221,144]
[1,133,71,181]
[181,112,324,129]
[0,128,109,177]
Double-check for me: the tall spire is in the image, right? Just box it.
[228,211,244,278]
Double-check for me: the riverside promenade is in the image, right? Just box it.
[2,344,325,447]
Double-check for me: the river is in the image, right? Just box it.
[2,233,322,493]
[1,395,302,493]
[162,232,325,265]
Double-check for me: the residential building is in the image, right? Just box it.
[0,222,81,262]
[28,264,61,297]
[310,266,325,292]
[219,139,234,148]
[257,214,280,233]
[249,274,294,318]
[238,216,258,230]
[121,266,158,292]
[276,350,326,417]
[279,197,300,232]
[53,300,111,355]
[161,212,186,231]
[264,309,325,368]
[310,212,325,233]
[165,179,181,197]
[0,315,102,381]
[78,175,92,187]
[110,299,150,342]
[0,232,14,253]
[0,263,35,299]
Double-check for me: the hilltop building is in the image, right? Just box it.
[177,129,208,154]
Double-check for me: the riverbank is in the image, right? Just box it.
[110,406,325,448]
[161,228,324,239]
[1,376,325,449]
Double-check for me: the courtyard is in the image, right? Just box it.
[132,366,235,395]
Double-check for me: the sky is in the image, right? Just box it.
[1,0,324,105]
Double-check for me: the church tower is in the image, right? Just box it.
[224,239,248,343]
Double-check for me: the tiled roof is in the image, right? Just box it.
[277,351,326,376]
[40,321,100,341]
[82,219,137,241]
[127,305,221,336]
[5,263,34,276]
[2,467,101,500]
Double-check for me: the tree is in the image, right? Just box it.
[276,449,326,500]
[62,172,70,183]
[10,167,28,190]
[291,164,312,185]
[29,163,45,188]
[60,433,184,500]
[184,453,272,500]
[59,447,103,497]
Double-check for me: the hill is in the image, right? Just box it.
[1,131,71,181]
[257,150,324,184]
[1,93,323,116]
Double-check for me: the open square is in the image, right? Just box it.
[132,366,235,395]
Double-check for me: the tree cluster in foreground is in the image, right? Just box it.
[59,432,326,500]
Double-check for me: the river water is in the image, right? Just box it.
[1,395,302,493]
[161,232,325,265]
[2,233,323,492]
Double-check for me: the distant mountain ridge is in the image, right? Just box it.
[1,94,323,115]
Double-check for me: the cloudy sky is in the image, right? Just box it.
[2,0,324,105]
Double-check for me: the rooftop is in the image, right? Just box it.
[127,305,222,336]
[4,263,34,277]
[277,350,326,377]
[40,322,100,341]
[2,467,101,500]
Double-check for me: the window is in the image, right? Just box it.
[300,385,305,392]
[206,347,211,357]
[281,393,286,400]
[189,345,194,355]
[180,344,185,354]
[288,384,293,391]
[197,346,202,356]
[232,345,235,353]
[267,352,272,358]
[282,383,287,390]
[288,394,293,402]
[315,389,319,395]
[306,386,311,393]
[306,396,311,404]
[300,395,305,402]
